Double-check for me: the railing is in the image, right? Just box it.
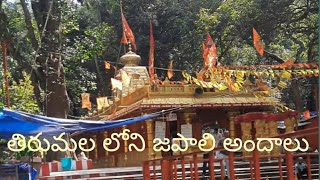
[143,150,318,180]
[142,128,319,180]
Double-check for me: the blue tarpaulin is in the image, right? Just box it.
[0,108,160,139]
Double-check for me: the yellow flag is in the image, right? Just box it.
[81,93,91,111]
[281,70,291,79]
[111,78,123,90]
[97,97,109,111]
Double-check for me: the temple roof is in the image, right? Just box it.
[87,50,284,121]
[89,84,280,120]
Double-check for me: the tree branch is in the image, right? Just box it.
[20,0,39,50]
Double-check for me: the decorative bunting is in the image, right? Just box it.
[97,97,109,111]
[111,78,123,90]
[182,67,319,93]
[196,71,204,81]
[81,93,91,111]
[105,61,111,69]
[281,58,294,68]
[120,70,131,87]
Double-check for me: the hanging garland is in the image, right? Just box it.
[182,67,319,94]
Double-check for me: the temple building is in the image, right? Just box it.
[73,47,310,168]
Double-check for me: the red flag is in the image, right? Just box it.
[202,33,218,67]
[253,28,264,56]
[167,61,174,79]
[121,10,136,50]
[205,33,214,46]
[149,20,155,80]
[207,43,217,67]
[202,42,207,60]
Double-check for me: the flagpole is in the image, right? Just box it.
[120,0,128,54]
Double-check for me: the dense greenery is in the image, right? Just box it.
[0,0,318,117]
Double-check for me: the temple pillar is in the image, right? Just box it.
[285,117,299,150]
[177,111,196,156]
[183,112,195,152]
[228,112,240,139]
[284,117,295,133]
[254,120,268,156]
[146,119,156,160]
[241,122,252,157]
[283,116,297,179]
[268,121,280,155]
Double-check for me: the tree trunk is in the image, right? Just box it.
[28,0,70,118]
[30,0,70,161]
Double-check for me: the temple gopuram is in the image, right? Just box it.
[76,45,318,169]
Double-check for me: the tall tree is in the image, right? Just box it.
[20,0,70,118]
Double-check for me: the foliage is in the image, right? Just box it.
[9,71,40,114]
[0,64,40,113]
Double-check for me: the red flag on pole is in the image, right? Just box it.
[253,27,264,57]
[202,33,217,67]
[121,8,136,50]
[149,20,155,80]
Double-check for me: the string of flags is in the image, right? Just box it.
[81,93,111,112]
[81,93,91,111]
[182,66,319,94]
